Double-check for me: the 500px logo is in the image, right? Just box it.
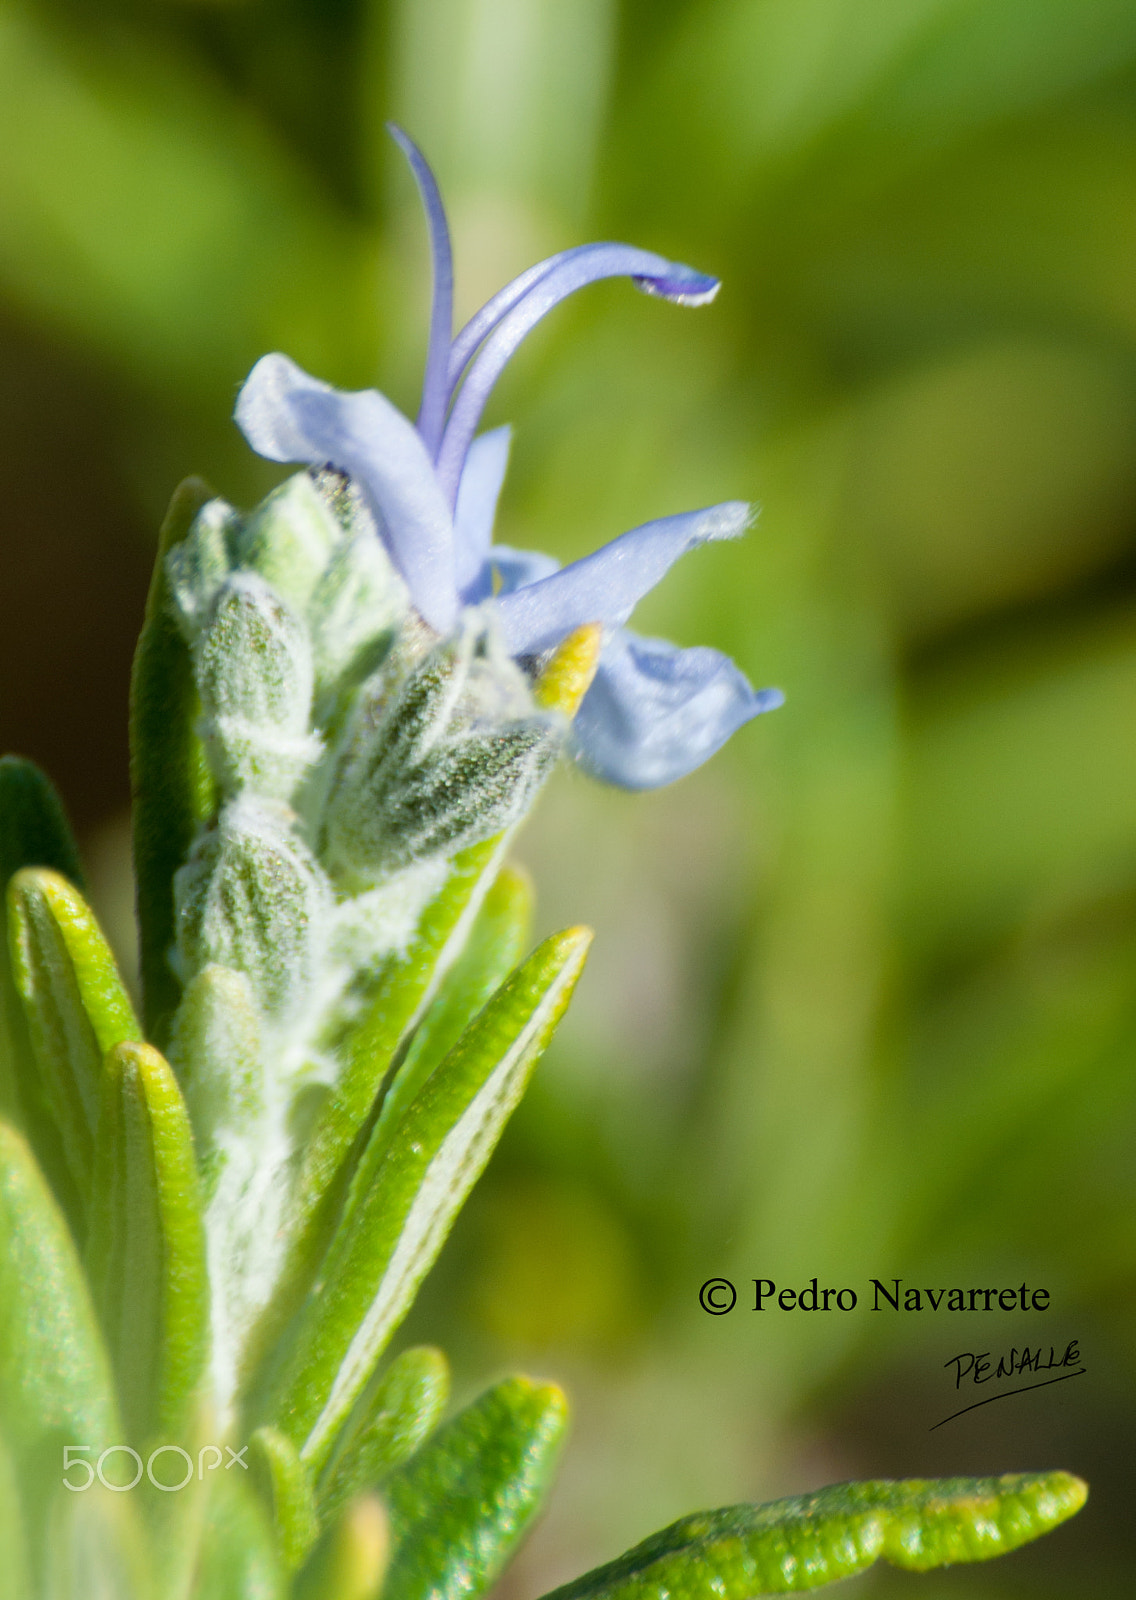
[62,1443,249,1492]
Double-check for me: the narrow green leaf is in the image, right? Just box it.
[318,1346,450,1523]
[250,1425,320,1572]
[0,756,84,1199]
[131,476,217,1048]
[383,1376,568,1600]
[873,1472,1088,1569]
[193,1473,286,1600]
[0,756,84,893]
[86,1042,208,1443]
[295,1495,389,1600]
[239,837,507,1395]
[0,1426,33,1600]
[8,869,141,1206]
[537,1473,1088,1600]
[295,837,506,1232]
[262,925,590,1467]
[366,865,533,1174]
[268,926,591,1468]
[0,1120,119,1458]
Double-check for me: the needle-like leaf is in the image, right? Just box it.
[0,1121,120,1494]
[131,476,217,1048]
[263,925,591,1469]
[0,757,85,1209]
[7,870,140,1211]
[382,1376,568,1600]
[537,1474,1089,1600]
[249,1426,320,1572]
[364,863,532,1176]
[317,1345,450,1523]
[85,1042,208,1443]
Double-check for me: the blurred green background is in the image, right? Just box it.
[2,1,1135,1594]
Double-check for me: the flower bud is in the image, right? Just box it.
[169,964,263,1163]
[232,471,343,612]
[173,798,332,1023]
[165,496,241,637]
[324,617,561,881]
[308,532,409,712]
[195,574,320,798]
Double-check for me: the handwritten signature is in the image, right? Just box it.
[931,1340,1086,1431]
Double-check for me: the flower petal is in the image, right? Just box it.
[235,353,458,632]
[490,501,751,657]
[489,545,561,594]
[571,630,784,789]
[388,124,454,457]
[454,427,512,599]
[435,243,720,501]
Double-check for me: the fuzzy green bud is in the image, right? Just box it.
[232,471,344,612]
[165,496,242,637]
[169,963,264,1165]
[173,798,332,1022]
[325,617,561,882]
[195,574,320,798]
[308,532,409,712]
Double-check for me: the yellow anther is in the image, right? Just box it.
[534,622,603,716]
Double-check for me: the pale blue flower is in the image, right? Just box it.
[235,127,782,788]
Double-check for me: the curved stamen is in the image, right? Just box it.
[445,252,572,393]
[434,245,719,504]
[388,124,455,459]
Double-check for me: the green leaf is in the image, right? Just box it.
[0,1119,119,1461]
[538,1473,1088,1600]
[249,1425,320,1572]
[7,869,141,1208]
[193,1473,286,1600]
[366,864,533,1172]
[85,1042,208,1443]
[0,756,84,895]
[264,924,591,1469]
[317,1345,450,1523]
[295,1495,389,1600]
[0,756,84,1199]
[383,1376,568,1600]
[241,837,507,1388]
[131,476,217,1048]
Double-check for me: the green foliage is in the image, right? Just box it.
[258,926,592,1469]
[0,1120,120,1557]
[383,1376,568,1600]
[0,760,86,1196]
[541,1475,1088,1599]
[249,1427,321,1573]
[131,478,218,1049]
[7,869,141,1217]
[317,1346,451,1524]
[0,448,1090,1592]
[86,1042,208,1444]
